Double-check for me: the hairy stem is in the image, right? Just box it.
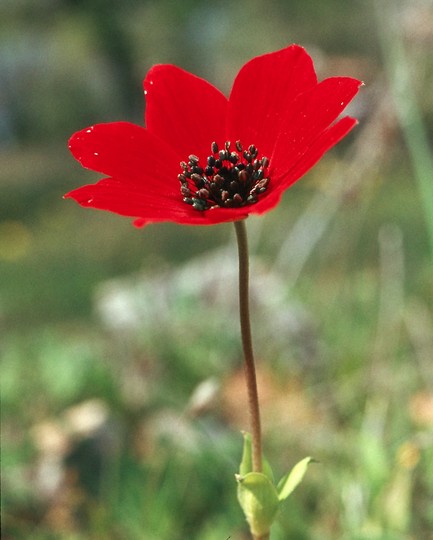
[234,219,262,474]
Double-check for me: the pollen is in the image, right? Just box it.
[179,141,270,211]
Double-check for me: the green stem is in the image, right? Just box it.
[234,219,263,474]
[374,0,433,259]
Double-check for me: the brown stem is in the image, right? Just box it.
[234,219,262,473]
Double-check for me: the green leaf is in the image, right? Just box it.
[239,431,253,476]
[277,456,315,501]
[236,472,280,536]
[262,455,275,484]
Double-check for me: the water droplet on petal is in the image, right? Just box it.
[94,152,99,156]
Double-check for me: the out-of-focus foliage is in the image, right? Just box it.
[1,0,432,539]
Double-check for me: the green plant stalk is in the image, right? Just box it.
[375,0,433,259]
[234,219,263,477]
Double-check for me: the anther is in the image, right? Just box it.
[243,150,252,162]
[191,173,205,188]
[197,188,210,199]
[257,178,269,189]
[192,198,207,211]
[179,139,270,212]
[230,180,240,192]
[238,170,249,184]
[229,152,239,164]
[255,169,264,181]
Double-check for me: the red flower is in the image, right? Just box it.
[66,45,362,227]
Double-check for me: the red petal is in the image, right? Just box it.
[271,77,362,179]
[144,65,228,162]
[134,208,251,227]
[242,117,358,217]
[226,45,318,158]
[65,177,181,215]
[65,177,251,227]
[67,122,260,226]
[68,122,181,197]
[280,116,358,188]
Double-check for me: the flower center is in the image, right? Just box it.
[179,141,270,211]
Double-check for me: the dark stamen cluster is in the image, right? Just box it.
[179,140,270,211]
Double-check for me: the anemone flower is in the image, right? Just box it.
[66,44,361,227]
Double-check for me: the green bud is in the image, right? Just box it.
[237,433,314,536]
[236,472,279,537]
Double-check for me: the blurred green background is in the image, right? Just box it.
[1,0,433,539]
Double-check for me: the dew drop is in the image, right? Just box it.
[94,152,99,156]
